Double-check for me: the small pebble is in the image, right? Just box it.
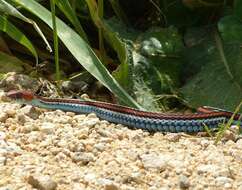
[0,113,8,122]
[71,152,95,164]
[165,133,181,142]
[0,156,6,166]
[27,175,57,190]
[215,176,233,185]
[222,130,237,142]
[80,118,99,128]
[179,175,190,189]
[200,139,210,148]
[140,154,167,171]
[20,105,41,120]
[0,132,6,140]
[94,143,106,152]
[230,125,240,134]
[39,122,56,134]
[19,123,38,133]
[98,179,119,190]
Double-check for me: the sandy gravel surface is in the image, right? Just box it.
[0,102,241,190]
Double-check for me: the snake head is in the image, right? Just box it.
[6,90,35,102]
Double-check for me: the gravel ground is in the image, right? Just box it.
[0,102,241,190]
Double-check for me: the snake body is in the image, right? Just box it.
[6,91,242,133]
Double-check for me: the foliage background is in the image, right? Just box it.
[0,0,242,111]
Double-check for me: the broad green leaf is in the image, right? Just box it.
[55,0,89,43]
[102,18,183,110]
[0,0,51,52]
[182,27,242,111]
[134,27,183,94]
[0,15,38,64]
[234,0,242,20]
[14,0,142,109]
[0,0,29,21]
[102,18,135,92]
[50,0,60,81]
[218,16,242,43]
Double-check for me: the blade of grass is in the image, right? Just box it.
[14,0,142,109]
[0,15,38,64]
[203,123,213,137]
[97,0,107,64]
[55,0,89,43]
[50,0,60,82]
[0,0,52,53]
[215,101,242,144]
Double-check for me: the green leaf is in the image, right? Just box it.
[50,0,60,81]
[102,18,136,92]
[0,0,52,52]
[14,0,142,109]
[0,15,38,63]
[134,27,184,94]
[0,0,30,22]
[234,0,242,20]
[182,29,242,111]
[55,0,89,43]
[218,15,242,43]
[102,18,184,110]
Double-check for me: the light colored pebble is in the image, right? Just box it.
[27,175,57,190]
[84,173,96,182]
[20,105,40,120]
[71,152,95,164]
[199,139,210,148]
[79,118,100,128]
[66,112,76,117]
[93,143,106,152]
[0,156,6,166]
[140,153,168,170]
[97,129,112,137]
[74,128,89,139]
[165,133,181,142]
[5,109,16,117]
[236,138,242,148]
[215,176,233,185]
[0,113,8,122]
[86,113,98,119]
[69,142,85,152]
[222,130,237,142]
[197,164,219,175]
[104,183,119,190]
[19,123,38,133]
[0,186,13,190]
[0,131,6,140]
[39,122,56,134]
[179,175,190,189]
[97,179,119,190]
[238,184,242,190]
[72,183,86,190]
